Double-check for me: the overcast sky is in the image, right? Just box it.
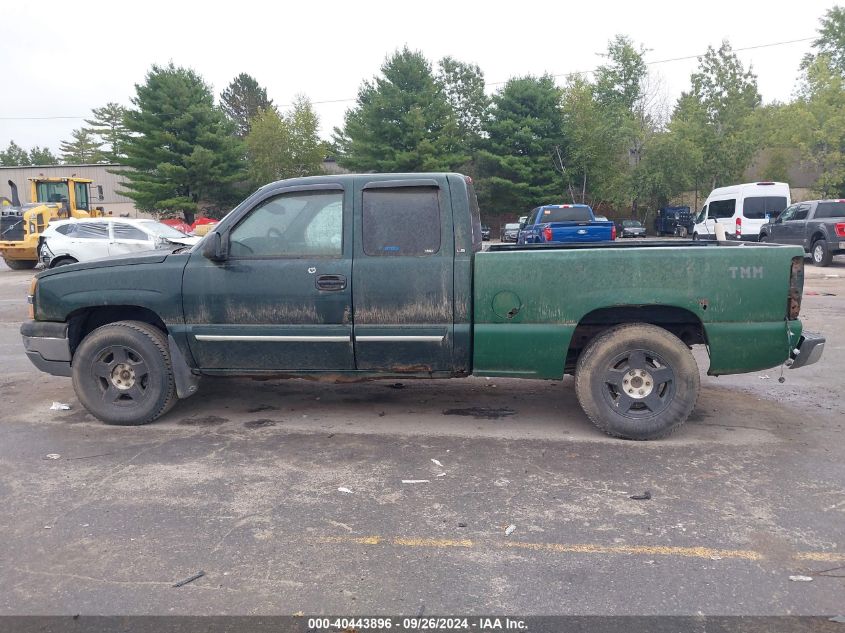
[0,0,836,154]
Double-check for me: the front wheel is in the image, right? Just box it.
[758,234,768,243]
[574,323,700,440]
[811,239,833,267]
[3,258,37,270]
[72,321,177,425]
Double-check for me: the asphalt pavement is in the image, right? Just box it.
[0,255,843,615]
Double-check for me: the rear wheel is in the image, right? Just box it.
[575,323,700,440]
[72,321,177,425]
[811,239,833,267]
[692,232,699,241]
[3,258,37,270]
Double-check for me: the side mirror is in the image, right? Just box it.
[202,231,227,262]
[519,222,526,230]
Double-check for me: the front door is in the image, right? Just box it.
[182,184,354,371]
[782,203,810,245]
[351,177,455,373]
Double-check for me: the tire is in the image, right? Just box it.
[574,323,700,440]
[811,239,833,267]
[72,320,177,425]
[692,232,699,241]
[50,257,78,268]
[758,233,768,243]
[3,258,37,270]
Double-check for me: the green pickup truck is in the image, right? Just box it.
[21,173,825,440]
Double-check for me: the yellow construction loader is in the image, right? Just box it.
[0,177,105,270]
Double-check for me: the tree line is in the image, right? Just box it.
[2,5,844,223]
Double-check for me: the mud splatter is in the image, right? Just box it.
[179,415,228,426]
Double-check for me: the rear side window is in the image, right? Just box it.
[55,224,76,236]
[75,222,109,239]
[363,187,441,256]
[743,196,788,219]
[540,207,592,222]
[815,202,845,219]
[708,199,736,219]
[113,223,149,240]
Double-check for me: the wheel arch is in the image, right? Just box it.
[68,305,167,357]
[565,305,707,374]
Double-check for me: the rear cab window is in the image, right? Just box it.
[362,186,441,256]
[540,206,592,222]
[814,201,845,219]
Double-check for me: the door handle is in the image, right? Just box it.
[316,274,347,291]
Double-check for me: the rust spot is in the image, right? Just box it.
[698,298,709,311]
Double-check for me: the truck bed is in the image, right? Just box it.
[488,239,755,252]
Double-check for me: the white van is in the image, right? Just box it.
[692,182,790,242]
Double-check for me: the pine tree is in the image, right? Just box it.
[220,73,273,138]
[85,102,129,162]
[334,47,467,172]
[29,146,58,165]
[120,63,246,222]
[0,141,31,166]
[59,128,102,163]
[476,75,566,215]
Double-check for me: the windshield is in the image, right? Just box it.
[539,207,592,222]
[622,220,642,227]
[504,224,520,230]
[36,181,69,204]
[140,221,191,238]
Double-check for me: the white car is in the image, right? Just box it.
[39,218,200,268]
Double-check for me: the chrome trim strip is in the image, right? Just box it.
[355,335,445,342]
[195,335,350,342]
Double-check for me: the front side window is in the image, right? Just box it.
[74,182,90,211]
[708,199,736,219]
[113,223,150,241]
[229,190,343,258]
[363,186,440,256]
[74,222,109,239]
[793,205,810,221]
[696,205,707,223]
[778,205,798,222]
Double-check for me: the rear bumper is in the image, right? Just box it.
[789,331,825,369]
[20,320,72,377]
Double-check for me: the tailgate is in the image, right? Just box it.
[546,222,613,243]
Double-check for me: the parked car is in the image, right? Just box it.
[22,173,823,440]
[38,218,200,268]
[759,199,845,266]
[481,224,491,241]
[693,182,790,242]
[619,219,647,238]
[501,223,521,242]
[518,204,615,244]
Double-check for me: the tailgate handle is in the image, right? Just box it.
[316,274,347,291]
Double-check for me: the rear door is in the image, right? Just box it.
[110,221,154,255]
[182,184,354,371]
[741,193,789,239]
[69,221,111,260]
[352,177,455,373]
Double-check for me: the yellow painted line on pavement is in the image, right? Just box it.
[501,541,761,560]
[308,534,845,563]
[393,537,474,548]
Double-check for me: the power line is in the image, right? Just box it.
[0,35,816,120]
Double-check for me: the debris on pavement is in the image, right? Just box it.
[337,487,353,494]
[758,375,770,380]
[388,383,405,389]
[49,402,70,411]
[402,479,430,484]
[710,555,723,560]
[629,491,652,500]
[457,522,467,528]
[44,454,61,460]
[504,524,516,536]
[431,458,444,468]
[436,472,446,477]
[829,616,845,624]
[788,575,813,582]
[172,570,205,588]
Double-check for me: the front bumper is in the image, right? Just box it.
[790,331,825,369]
[20,320,72,377]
